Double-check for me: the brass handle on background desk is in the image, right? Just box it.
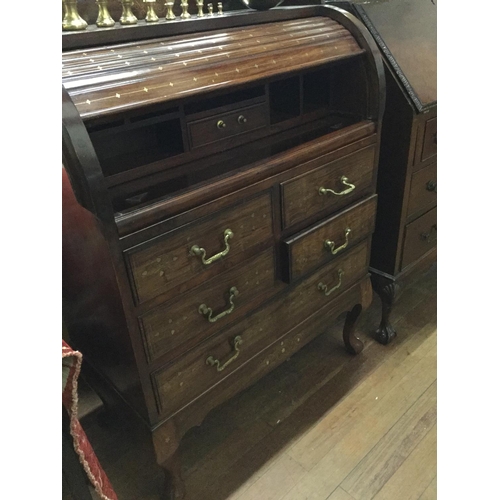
[190,229,233,265]
[199,287,239,323]
[238,115,247,124]
[318,269,344,296]
[324,228,351,256]
[420,224,437,243]
[217,120,227,129]
[206,335,243,372]
[426,180,437,193]
[319,176,356,196]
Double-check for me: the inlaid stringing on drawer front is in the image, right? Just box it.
[152,240,370,417]
[283,195,377,282]
[139,249,277,363]
[126,192,273,305]
[281,145,376,228]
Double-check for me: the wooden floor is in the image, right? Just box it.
[64,266,436,500]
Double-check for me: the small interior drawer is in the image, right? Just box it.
[421,117,437,162]
[280,145,376,229]
[187,103,268,149]
[125,192,273,305]
[401,207,437,270]
[407,162,437,220]
[152,239,370,418]
[282,195,377,282]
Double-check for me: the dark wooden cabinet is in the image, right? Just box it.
[349,0,437,344]
[62,7,385,498]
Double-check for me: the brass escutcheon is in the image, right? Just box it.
[324,228,351,256]
[206,335,243,372]
[190,229,233,265]
[199,287,239,323]
[318,269,344,296]
[319,176,356,196]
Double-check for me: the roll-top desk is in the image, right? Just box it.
[62,6,385,498]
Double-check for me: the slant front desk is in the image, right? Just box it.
[62,7,385,498]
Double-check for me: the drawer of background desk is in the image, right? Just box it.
[125,192,273,305]
[401,207,437,270]
[151,240,370,418]
[407,162,437,220]
[282,195,377,282]
[280,145,376,229]
[420,117,437,163]
[139,249,278,364]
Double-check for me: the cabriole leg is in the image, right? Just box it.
[343,303,364,354]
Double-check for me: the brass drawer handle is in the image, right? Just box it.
[318,269,344,296]
[324,228,351,256]
[217,120,227,129]
[238,115,247,124]
[426,180,437,193]
[319,176,356,196]
[190,229,233,265]
[420,224,437,243]
[199,286,239,323]
[206,335,243,372]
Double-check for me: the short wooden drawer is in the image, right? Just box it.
[282,195,377,282]
[152,240,370,418]
[139,249,277,363]
[125,193,273,305]
[187,103,268,149]
[407,162,437,219]
[421,117,437,162]
[280,145,376,228]
[401,207,437,270]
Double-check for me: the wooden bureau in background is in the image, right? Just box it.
[62,7,385,498]
[351,0,437,344]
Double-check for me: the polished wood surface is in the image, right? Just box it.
[283,195,376,282]
[407,162,437,220]
[354,0,436,110]
[63,266,436,500]
[281,144,376,228]
[126,192,273,304]
[62,17,363,119]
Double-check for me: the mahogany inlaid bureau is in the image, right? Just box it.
[62,6,385,498]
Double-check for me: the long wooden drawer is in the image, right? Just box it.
[282,195,377,282]
[407,162,437,219]
[152,240,370,417]
[188,103,268,149]
[280,145,376,228]
[401,207,437,270]
[125,192,273,305]
[139,249,277,363]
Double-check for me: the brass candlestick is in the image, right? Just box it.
[207,3,213,15]
[180,0,191,19]
[144,0,159,22]
[217,2,223,14]
[120,0,137,24]
[165,1,176,19]
[96,0,115,27]
[196,0,205,17]
[62,0,88,31]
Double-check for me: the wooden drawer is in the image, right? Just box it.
[282,195,377,282]
[281,145,376,228]
[126,193,273,305]
[421,117,437,162]
[152,239,370,418]
[407,162,437,219]
[187,103,268,149]
[401,207,437,270]
[139,249,277,363]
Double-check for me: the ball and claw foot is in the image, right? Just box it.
[371,277,400,345]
